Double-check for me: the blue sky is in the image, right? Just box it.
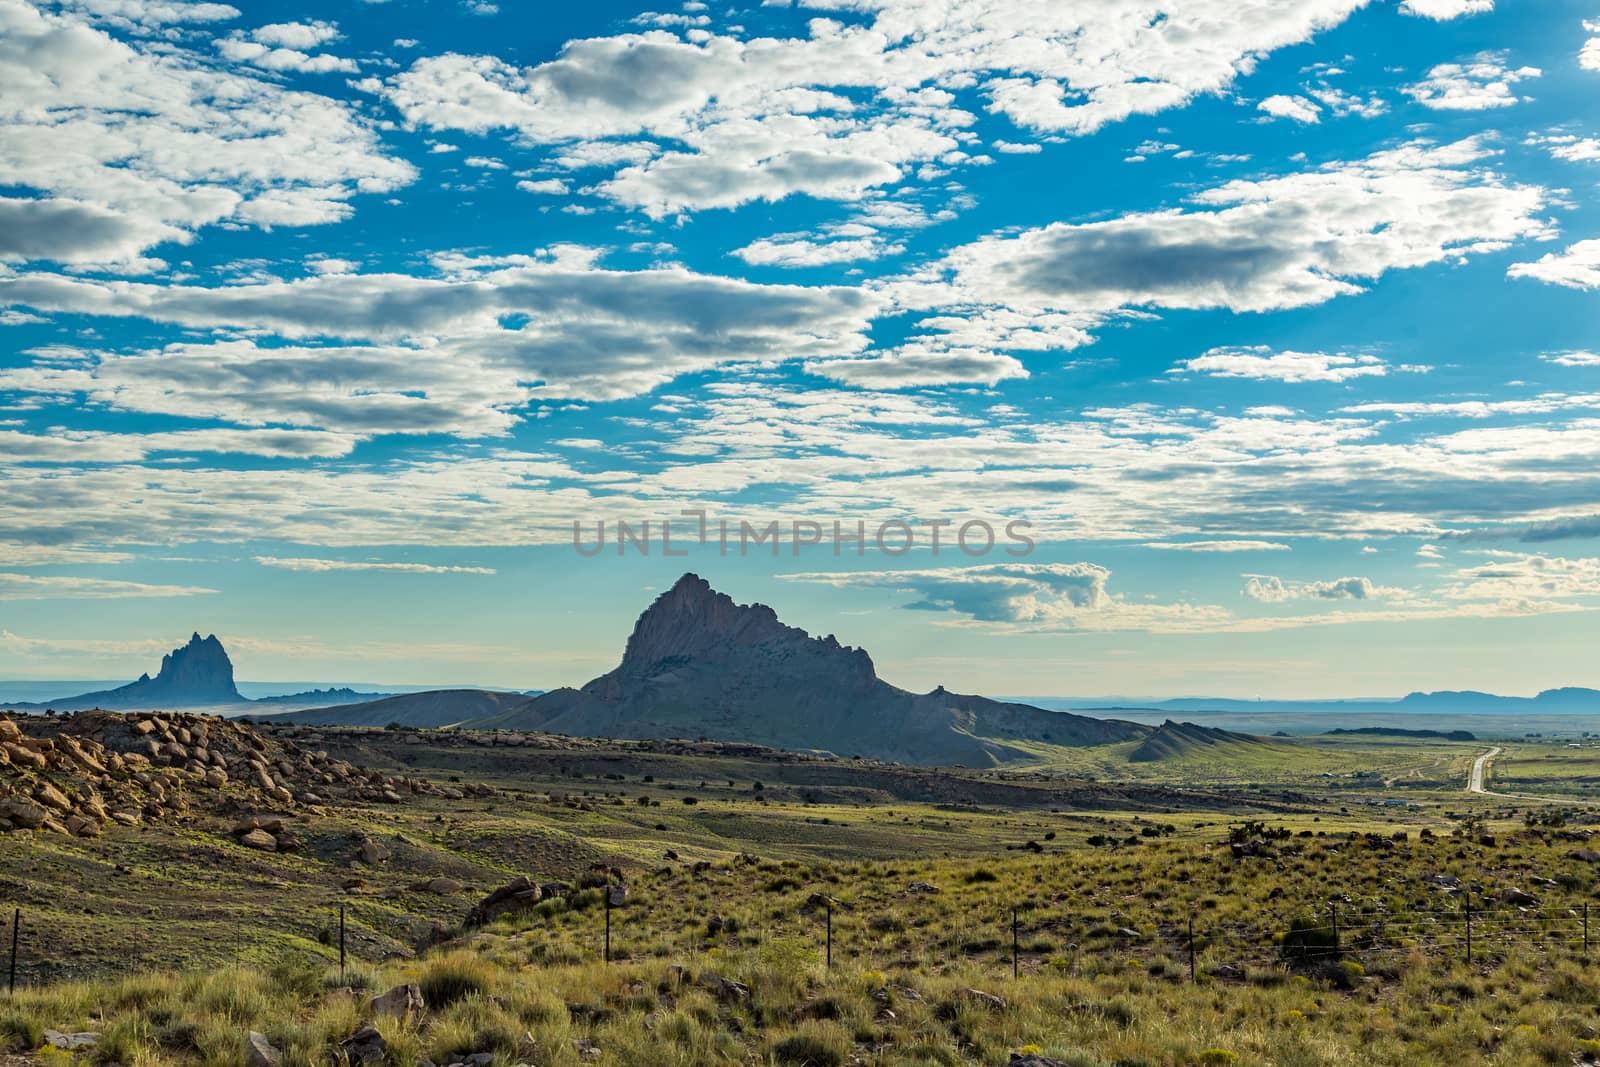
[3,0,1600,698]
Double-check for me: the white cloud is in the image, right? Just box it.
[1445,552,1600,601]
[1544,350,1600,367]
[380,1,1369,215]
[1257,94,1321,123]
[1144,540,1291,552]
[1245,573,1402,601]
[215,37,357,74]
[516,178,570,195]
[254,556,495,574]
[0,0,412,263]
[249,20,339,49]
[1174,347,1416,383]
[896,138,1550,332]
[1399,0,1492,18]
[733,233,905,267]
[1509,238,1600,290]
[804,344,1027,389]
[0,572,216,600]
[1584,17,1600,72]
[1403,52,1540,111]
[0,260,881,426]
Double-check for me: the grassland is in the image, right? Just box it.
[5,722,1600,1065]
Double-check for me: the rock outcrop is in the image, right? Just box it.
[468,573,1143,766]
[22,633,242,711]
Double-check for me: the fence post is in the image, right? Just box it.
[825,898,832,970]
[604,891,612,964]
[1187,914,1195,983]
[1464,893,1472,964]
[1012,907,1019,980]
[339,905,346,982]
[1586,903,1590,957]
[1330,902,1339,956]
[8,908,17,995]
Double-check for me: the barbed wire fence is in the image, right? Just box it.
[4,882,1596,994]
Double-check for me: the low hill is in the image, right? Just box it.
[466,573,1143,766]
[1126,720,1277,763]
[248,689,528,728]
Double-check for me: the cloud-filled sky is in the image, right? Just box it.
[3,0,1600,698]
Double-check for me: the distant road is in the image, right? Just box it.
[1463,745,1595,804]
[1467,746,1501,793]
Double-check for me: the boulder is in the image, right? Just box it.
[357,838,391,865]
[3,742,46,770]
[239,829,278,851]
[342,1025,387,1065]
[64,814,101,838]
[0,798,47,830]
[1010,1056,1071,1067]
[245,1032,281,1067]
[0,718,20,742]
[466,877,542,927]
[425,877,464,895]
[44,1030,101,1051]
[273,832,303,853]
[1497,887,1539,906]
[369,984,425,1021]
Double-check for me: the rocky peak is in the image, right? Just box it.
[147,632,240,702]
[618,574,874,679]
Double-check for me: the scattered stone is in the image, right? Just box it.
[698,972,750,1002]
[959,988,1007,1012]
[1010,1055,1070,1067]
[1568,849,1600,863]
[907,881,940,894]
[245,1031,282,1067]
[574,1038,601,1061]
[239,828,278,851]
[425,877,464,895]
[1497,887,1539,906]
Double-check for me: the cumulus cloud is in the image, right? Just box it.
[0,0,412,262]
[803,344,1027,389]
[1445,552,1600,601]
[1257,94,1321,123]
[0,260,881,428]
[1245,574,1401,601]
[1508,239,1600,290]
[1584,17,1600,72]
[1404,53,1540,111]
[1399,0,1492,18]
[899,138,1550,327]
[1173,347,1419,383]
[0,196,175,266]
[732,233,905,267]
[379,1,1368,215]
[254,556,495,574]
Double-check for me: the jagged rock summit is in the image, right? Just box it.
[34,633,243,711]
[470,573,1143,766]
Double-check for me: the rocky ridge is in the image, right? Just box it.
[0,710,492,840]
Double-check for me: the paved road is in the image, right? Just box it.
[1465,745,1593,803]
[1467,746,1501,793]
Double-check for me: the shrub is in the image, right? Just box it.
[772,1021,850,1066]
[419,953,492,1008]
[1279,916,1338,966]
[0,1009,43,1052]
